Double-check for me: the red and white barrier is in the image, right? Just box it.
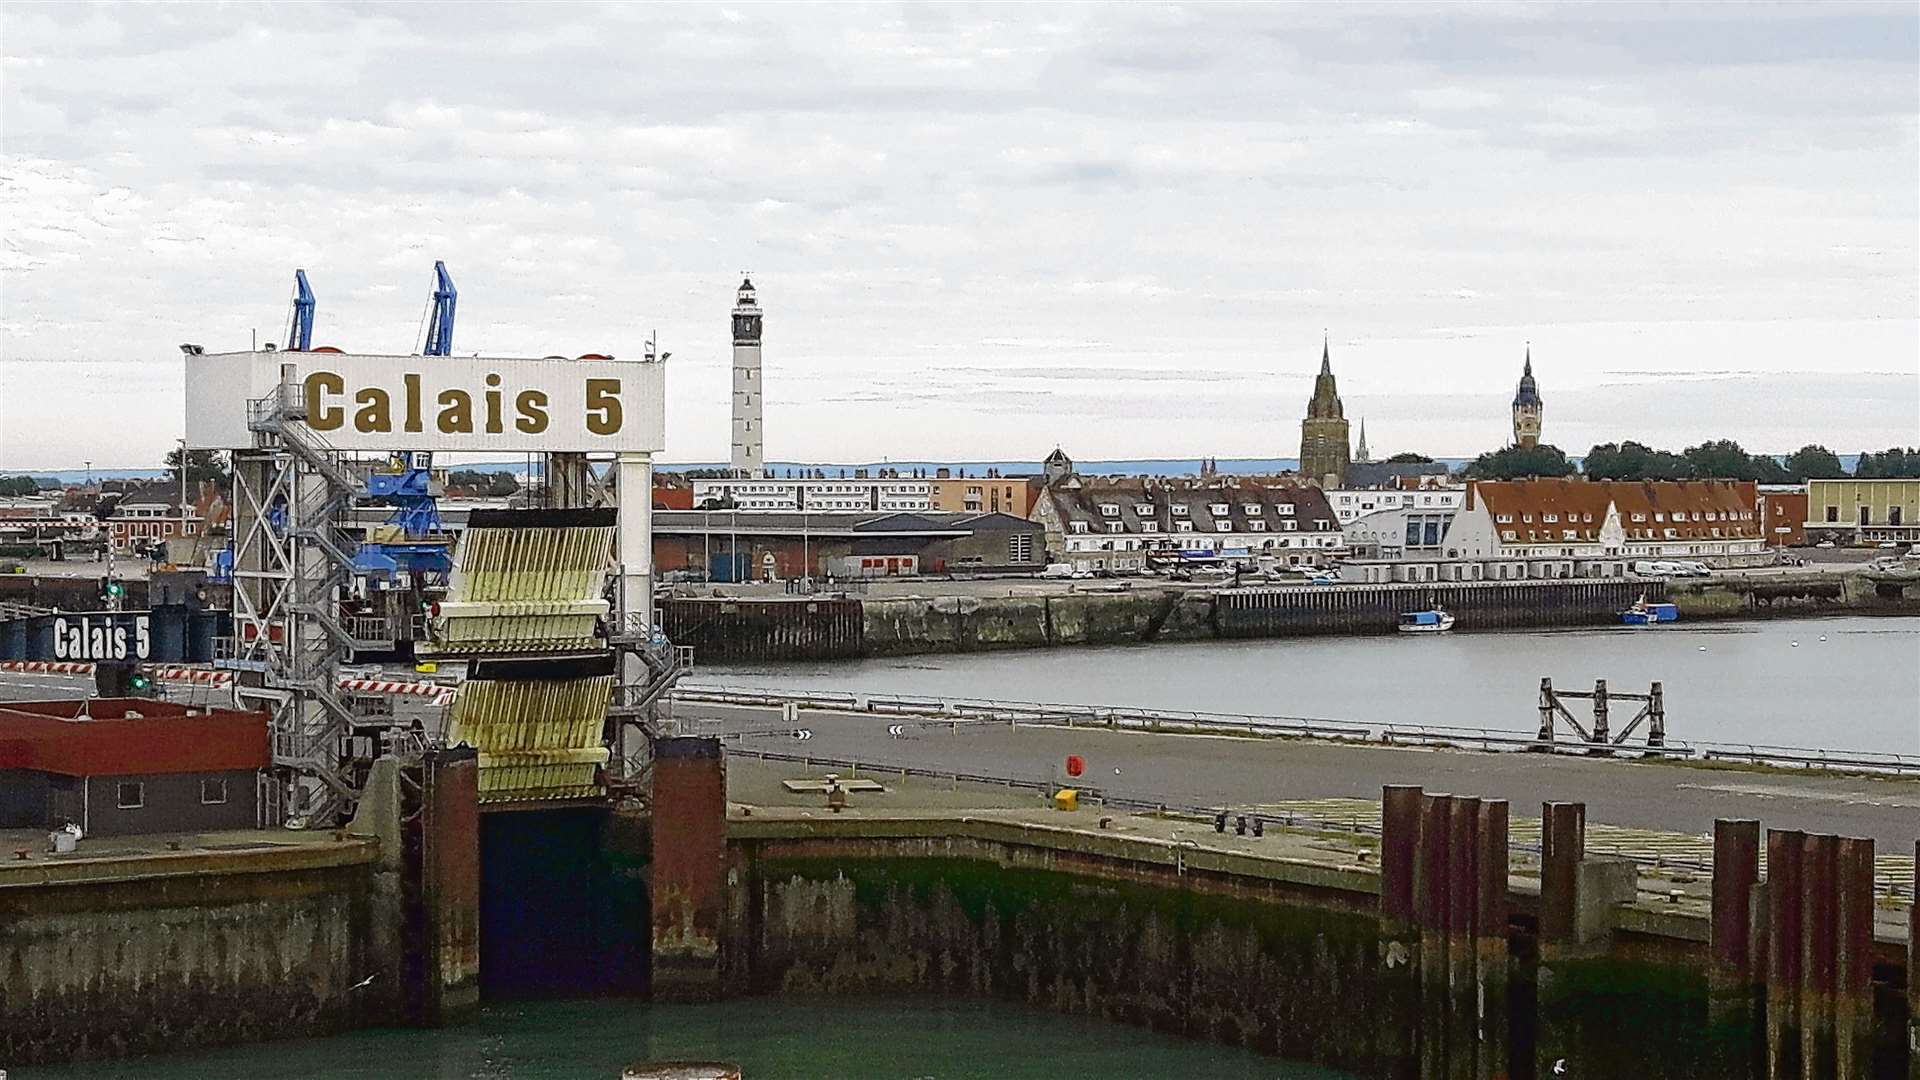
[3,661,455,704]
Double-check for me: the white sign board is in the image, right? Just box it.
[184,351,666,453]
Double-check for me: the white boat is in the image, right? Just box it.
[1397,608,1455,634]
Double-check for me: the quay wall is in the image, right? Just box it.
[0,840,392,1066]
[715,810,1916,1080]
[665,572,1919,662]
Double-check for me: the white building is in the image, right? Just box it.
[729,278,764,477]
[1325,486,1464,524]
[690,477,934,513]
[1031,475,1346,572]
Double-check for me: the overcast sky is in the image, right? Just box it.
[3,2,1916,470]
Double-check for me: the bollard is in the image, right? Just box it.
[1764,829,1805,1079]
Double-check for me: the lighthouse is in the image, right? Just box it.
[730,278,764,477]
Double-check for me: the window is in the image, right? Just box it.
[117,781,144,809]
[1825,506,1839,523]
[1243,504,1261,515]
[1283,520,1297,532]
[1176,521,1194,533]
[1276,504,1294,515]
[1543,514,1558,523]
[1107,522,1125,534]
[1250,521,1267,532]
[1134,504,1155,517]
[1217,521,1233,532]
[1099,503,1119,517]
[1209,503,1229,516]
[201,777,228,805]
[1496,514,1513,524]
[1071,521,1089,534]
[1171,505,1189,517]
[1858,506,1871,526]
[1501,529,1517,541]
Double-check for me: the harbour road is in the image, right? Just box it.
[674,701,1920,849]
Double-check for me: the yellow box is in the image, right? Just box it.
[1052,788,1078,812]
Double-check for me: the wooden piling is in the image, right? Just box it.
[1379,785,1424,1079]
[1708,819,1762,1073]
[1417,793,1453,1079]
[1832,837,1874,1078]
[1540,802,1585,946]
[1910,840,1919,1080]
[1474,799,1510,1080]
[1800,832,1839,1076]
[1765,829,1805,1078]
[1446,797,1479,1080]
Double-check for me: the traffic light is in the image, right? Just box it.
[128,667,153,694]
[103,579,125,600]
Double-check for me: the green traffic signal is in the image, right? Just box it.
[129,672,151,691]
[105,581,124,597]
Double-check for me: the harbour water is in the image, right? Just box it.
[708,615,1920,756]
[23,998,1354,1079]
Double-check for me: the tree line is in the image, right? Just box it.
[1464,442,1920,482]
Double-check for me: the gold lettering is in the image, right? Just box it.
[483,373,504,434]
[403,373,424,433]
[304,371,345,431]
[585,378,621,435]
[436,389,473,434]
[515,390,549,433]
[353,387,392,432]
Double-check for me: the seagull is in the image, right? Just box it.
[349,972,379,991]
[1553,1060,1568,1075]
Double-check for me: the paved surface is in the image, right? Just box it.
[676,701,1920,851]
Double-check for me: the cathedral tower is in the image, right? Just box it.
[1512,344,1543,448]
[1299,335,1351,487]
[730,278,764,476]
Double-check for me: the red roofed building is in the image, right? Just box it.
[0,699,269,836]
[1447,479,1764,566]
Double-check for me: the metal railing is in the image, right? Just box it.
[671,684,1920,776]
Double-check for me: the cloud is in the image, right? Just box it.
[0,3,1914,468]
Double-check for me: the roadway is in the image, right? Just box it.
[10,670,1915,849]
[671,701,1920,850]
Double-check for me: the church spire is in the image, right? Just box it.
[1355,418,1370,463]
[1320,330,1331,375]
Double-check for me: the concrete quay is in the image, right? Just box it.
[661,570,1920,662]
[677,752,1919,1079]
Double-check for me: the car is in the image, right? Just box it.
[1815,540,1836,549]
[1877,540,1899,549]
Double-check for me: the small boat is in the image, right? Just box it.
[1397,608,1455,634]
[1619,596,1680,626]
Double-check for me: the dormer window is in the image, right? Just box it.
[1522,513,1533,523]
[1176,520,1194,533]
[1099,503,1119,517]
[1543,513,1558,523]
[1071,521,1089,534]
[1108,522,1125,534]
[1134,504,1155,518]
[1217,521,1233,532]
[1496,514,1514,524]
[1283,520,1298,531]
[1209,503,1229,516]
[1171,505,1189,517]
[1243,504,1261,515]
[1250,521,1267,532]
[1276,504,1294,515]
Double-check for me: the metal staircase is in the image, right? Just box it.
[228,379,365,823]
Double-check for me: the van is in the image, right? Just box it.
[1040,563,1076,579]
[1631,560,1669,577]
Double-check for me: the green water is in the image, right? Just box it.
[22,998,1355,1079]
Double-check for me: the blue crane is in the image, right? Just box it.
[423,260,456,356]
[286,269,315,351]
